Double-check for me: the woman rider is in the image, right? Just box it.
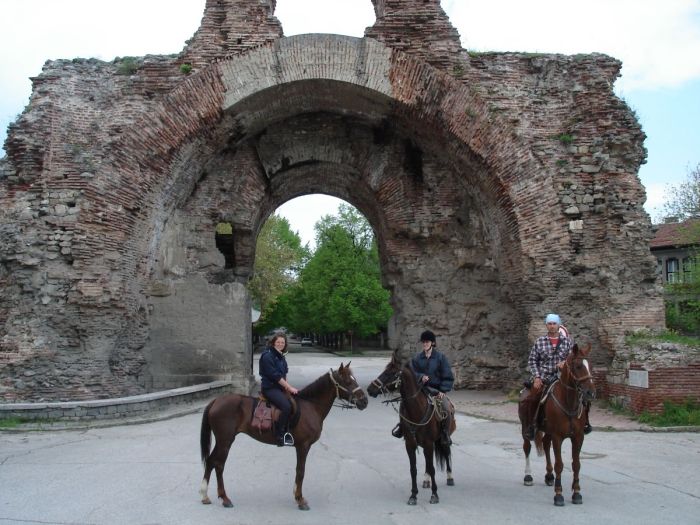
[259,332,299,446]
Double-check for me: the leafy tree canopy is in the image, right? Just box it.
[248,214,308,329]
[259,203,392,338]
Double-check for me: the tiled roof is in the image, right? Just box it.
[650,219,700,248]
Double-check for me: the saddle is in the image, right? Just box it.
[423,386,454,421]
[251,393,300,433]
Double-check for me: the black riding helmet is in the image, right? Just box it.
[419,330,436,343]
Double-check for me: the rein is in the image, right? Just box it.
[380,370,438,428]
[550,359,592,420]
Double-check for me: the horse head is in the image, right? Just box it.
[332,362,368,410]
[367,350,402,397]
[562,343,596,403]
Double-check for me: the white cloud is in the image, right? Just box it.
[448,0,700,91]
[276,195,345,247]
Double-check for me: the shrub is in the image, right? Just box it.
[637,399,700,427]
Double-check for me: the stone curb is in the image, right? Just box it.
[0,380,234,430]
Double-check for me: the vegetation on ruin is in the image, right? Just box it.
[556,133,574,145]
[625,329,700,348]
[115,57,139,75]
[179,63,193,74]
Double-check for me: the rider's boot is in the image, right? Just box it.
[391,422,403,439]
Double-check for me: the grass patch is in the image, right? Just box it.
[0,417,26,429]
[625,329,700,348]
[638,399,700,427]
[605,398,635,418]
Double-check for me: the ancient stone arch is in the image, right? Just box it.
[0,0,663,401]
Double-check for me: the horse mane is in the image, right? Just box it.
[297,372,331,400]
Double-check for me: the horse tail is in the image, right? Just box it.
[200,399,215,465]
[534,431,544,457]
[434,439,450,471]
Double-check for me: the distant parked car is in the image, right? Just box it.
[301,337,313,347]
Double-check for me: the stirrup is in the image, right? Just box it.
[584,423,592,435]
[283,432,295,446]
[391,424,403,439]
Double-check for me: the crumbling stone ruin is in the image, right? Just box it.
[0,0,664,401]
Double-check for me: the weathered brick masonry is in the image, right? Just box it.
[1,0,667,401]
[602,343,700,414]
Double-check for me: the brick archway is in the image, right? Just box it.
[0,29,663,400]
[92,35,542,392]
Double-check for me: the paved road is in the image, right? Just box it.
[1,353,699,525]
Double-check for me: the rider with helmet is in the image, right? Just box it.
[392,330,454,446]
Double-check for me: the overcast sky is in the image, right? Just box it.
[1,0,699,244]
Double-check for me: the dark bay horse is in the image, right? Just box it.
[518,343,595,506]
[367,351,455,505]
[199,363,368,510]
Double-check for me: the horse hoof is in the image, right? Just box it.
[554,494,565,507]
[298,503,310,511]
[222,500,233,508]
[523,475,533,486]
[422,480,430,489]
[430,494,439,504]
[572,493,583,504]
[407,496,417,506]
[545,474,554,487]
[447,478,455,486]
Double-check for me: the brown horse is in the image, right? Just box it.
[367,351,455,505]
[199,363,368,510]
[518,343,595,506]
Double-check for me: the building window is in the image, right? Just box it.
[682,257,695,283]
[666,258,679,283]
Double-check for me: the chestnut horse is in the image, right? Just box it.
[199,363,368,510]
[367,351,455,505]
[518,343,595,506]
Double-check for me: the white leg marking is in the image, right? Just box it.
[525,456,532,476]
[199,479,208,499]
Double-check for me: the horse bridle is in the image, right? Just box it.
[552,357,594,418]
[370,370,402,396]
[328,369,364,408]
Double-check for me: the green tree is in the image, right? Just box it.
[248,214,308,330]
[661,164,700,221]
[660,164,700,334]
[292,204,393,345]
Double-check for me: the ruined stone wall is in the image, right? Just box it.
[0,0,665,401]
[604,342,700,414]
[366,3,663,367]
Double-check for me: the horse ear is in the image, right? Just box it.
[346,360,351,367]
[339,362,345,370]
[581,342,592,356]
[572,343,579,355]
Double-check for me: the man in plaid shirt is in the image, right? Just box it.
[520,313,574,440]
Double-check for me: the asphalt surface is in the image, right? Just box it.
[1,353,699,525]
